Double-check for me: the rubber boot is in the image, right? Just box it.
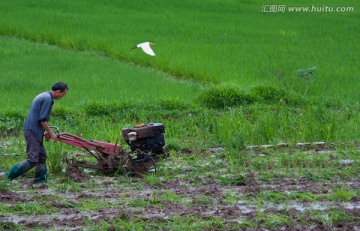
[5,160,35,180]
[34,163,47,184]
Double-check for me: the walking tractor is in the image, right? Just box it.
[45,123,166,175]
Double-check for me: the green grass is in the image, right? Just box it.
[0,36,201,114]
[0,1,359,146]
[0,0,359,103]
[0,1,359,230]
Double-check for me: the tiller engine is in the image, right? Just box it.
[45,123,166,175]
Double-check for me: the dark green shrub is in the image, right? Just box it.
[83,102,129,116]
[52,107,73,119]
[250,85,306,106]
[197,85,254,109]
[250,85,286,102]
[159,98,189,110]
[1,111,25,120]
[0,111,24,137]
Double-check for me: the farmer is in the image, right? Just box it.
[0,82,68,186]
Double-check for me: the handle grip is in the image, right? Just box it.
[44,126,60,141]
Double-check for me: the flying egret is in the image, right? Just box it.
[134,42,156,56]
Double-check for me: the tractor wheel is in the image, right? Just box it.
[130,153,157,175]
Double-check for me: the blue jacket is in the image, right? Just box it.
[23,90,54,141]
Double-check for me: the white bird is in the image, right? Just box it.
[134,42,156,56]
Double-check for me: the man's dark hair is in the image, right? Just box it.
[52,82,68,92]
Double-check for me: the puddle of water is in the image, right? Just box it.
[344,202,360,210]
[339,159,354,164]
[266,201,360,212]
[237,201,332,213]
[237,204,257,213]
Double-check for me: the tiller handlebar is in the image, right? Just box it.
[44,124,166,174]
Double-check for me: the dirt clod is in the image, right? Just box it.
[65,165,90,182]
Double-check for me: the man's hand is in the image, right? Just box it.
[41,121,58,142]
[50,131,58,142]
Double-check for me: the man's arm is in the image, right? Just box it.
[40,121,57,142]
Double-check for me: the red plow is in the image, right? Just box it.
[45,123,166,175]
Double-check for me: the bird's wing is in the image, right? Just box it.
[139,43,155,56]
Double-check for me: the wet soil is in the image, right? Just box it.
[0,174,359,230]
[0,144,359,230]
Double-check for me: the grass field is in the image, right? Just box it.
[0,1,359,230]
[1,0,359,102]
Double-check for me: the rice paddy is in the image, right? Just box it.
[0,1,359,230]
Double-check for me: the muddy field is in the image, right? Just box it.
[1,146,360,230]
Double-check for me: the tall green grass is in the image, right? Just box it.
[1,82,359,149]
[0,1,359,148]
[0,0,359,103]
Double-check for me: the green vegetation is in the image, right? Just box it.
[1,0,359,104]
[0,0,359,145]
[0,0,359,230]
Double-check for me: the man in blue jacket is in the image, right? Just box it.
[0,82,68,187]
